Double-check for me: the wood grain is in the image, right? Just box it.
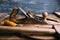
[0,26,55,35]
[53,12,60,18]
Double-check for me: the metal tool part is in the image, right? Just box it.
[27,11,48,24]
[19,7,29,18]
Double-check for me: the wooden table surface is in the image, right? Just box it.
[0,13,60,40]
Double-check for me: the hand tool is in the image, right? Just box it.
[19,7,29,18]
[4,7,58,26]
[4,7,28,26]
[27,11,58,23]
[27,11,48,24]
[4,7,19,26]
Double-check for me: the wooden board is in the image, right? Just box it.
[30,36,55,40]
[0,26,55,35]
[0,35,55,40]
[0,36,25,40]
[54,25,60,34]
[0,13,60,40]
[53,12,60,18]
[18,24,53,28]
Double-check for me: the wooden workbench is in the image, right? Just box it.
[0,13,60,40]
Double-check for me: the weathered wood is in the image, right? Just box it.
[30,36,55,40]
[9,8,19,22]
[19,7,29,18]
[18,24,52,28]
[0,35,55,40]
[0,13,8,22]
[48,14,60,22]
[54,25,60,34]
[0,26,55,35]
[0,36,25,40]
[53,12,60,18]
[16,14,60,24]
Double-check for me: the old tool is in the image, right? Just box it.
[27,11,48,24]
[0,25,60,39]
[27,11,58,23]
[4,7,28,26]
[42,12,48,23]
[19,7,29,18]
[4,8,19,26]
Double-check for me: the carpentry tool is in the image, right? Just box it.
[4,7,19,26]
[12,7,59,23]
[4,7,28,26]
[10,7,58,23]
[19,7,29,18]
[4,7,59,26]
[27,11,58,23]
[42,12,48,23]
[27,11,48,24]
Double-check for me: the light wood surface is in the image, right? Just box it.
[0,13,60,40]
[0,26,55,34]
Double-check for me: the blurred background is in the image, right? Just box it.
[0,0,60,14]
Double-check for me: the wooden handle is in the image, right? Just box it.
[42,12,48,22]
[9,7,19,22]
[27,11,35,18]
[30,36,55,40]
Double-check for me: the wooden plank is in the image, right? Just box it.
[54,25,60,34]
[0,36,25,40]
[0,33,56,40]
[53,12,60,18]
[0,35,55,40]
[18,24,53,29]
[30,36,55,40]
[36,14,60,24]
[0,13,8,22]
[0,26,55,35]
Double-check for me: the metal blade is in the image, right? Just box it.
[19,7,29,18]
